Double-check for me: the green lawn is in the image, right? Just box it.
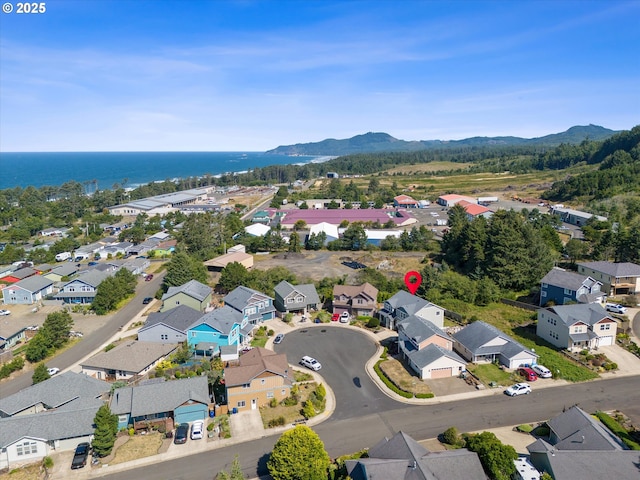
[467,363,514,386]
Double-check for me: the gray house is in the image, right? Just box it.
[379,290,445,330]
[527,406,638,479]
[537,304,617,351]
[54,270,111,304]
[0,406,103,470]
[0,371,110,418]
[539,267,603,306]
[453,321,538,369]
[345,431,486,480]
[1,276,54,305]
[576,261,640,296]
[274,281,320,315]
[137,305,203,343]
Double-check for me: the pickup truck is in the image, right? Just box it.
[71,442,90,469]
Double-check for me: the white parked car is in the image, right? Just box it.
[0,309,10,316]
[300,356,322,371]
[47,367,60,376]
[605,303,627,314]
[504,383,531,396]
[190,420,204,440]
[339,311,350,323]
[532,365,552,378]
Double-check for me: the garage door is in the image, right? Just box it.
[598,335,614,346]
[174,405,206,424]
[430,367,452,379]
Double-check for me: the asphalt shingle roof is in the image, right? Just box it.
[0,371,110,416]
[0,406,101,448]
[453,321,536,359]
[140,305,204,333]
[224,347,291,387]
[110,376,209,417]
[81,341,178,373]
[546,303,613,328]
[541,267,600,291]
[10,275,53,292]
[548,405,625,451]
[274,281,320,308]
[578,261,640,278]
[223,286,276,322]
[398,317,448,345]
[162,279,212,302]
[406,343,467,370]
[193,306,243,335]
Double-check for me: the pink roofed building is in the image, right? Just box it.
[278,208,417,229]
[393,194,419,208]
[437,194,477,207]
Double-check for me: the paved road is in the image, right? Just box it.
[99,374,640,480]
[0,272,165,399]
[274,326,401,421]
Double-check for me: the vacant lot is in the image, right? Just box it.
[108,433,164,465]
[253,251,426,283]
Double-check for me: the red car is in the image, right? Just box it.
[145,274,153,281]
[518,367,538,382]
[331,313,340,322]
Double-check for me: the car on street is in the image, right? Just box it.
[605,303,627,314]
[300,355,322,371]
[145,274,154,281]
[340,311,350,323]
[47,367,60,376]
[518,367,538,382]
[532,364,553,378]
[190,420,204,440]
[0,309,10,316]
[331,313,340,322]
[174,423,189,444]
[71,442,90,469]
[504,383,532,396]
[273,333,284,344]
[88,261,98,266]
[143,297,153,304]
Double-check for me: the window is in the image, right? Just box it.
[242,383,250,389]
[601,324,611,330]
[541,291,547,297]
[564,288,572,295]
[237,401,246,407]
[161,334,168,340]
[267,391,274,398]
[287,298,294,304]
[16,441,38,456]
[261,379,265,385]
[281,389,286,395]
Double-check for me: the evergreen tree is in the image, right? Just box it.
[39,310,73,350]
[92,404,119,458]
[217,262,251,293]
[164,251,207,287]
[267,425,330,480]
[288,232,301,253]
[32,363,50,384]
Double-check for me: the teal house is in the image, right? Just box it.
[186,305,244,355]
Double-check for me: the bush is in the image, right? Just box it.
[367,317,380,329]
[268,416,286,428]
[315,383,326,401]
[268,329,275,337]
[595,411,640,450]
[443,426,461,446]
[284,313,293,323]
[42,456,54,469]
[302,401,316,419]
[128,427,135,436]
[104,343,115,352]
[516,424,533,433]
[415,392,435,399]
[269,398,278,408]
[207,422,215,432]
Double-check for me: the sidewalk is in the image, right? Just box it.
[49,316,640,479]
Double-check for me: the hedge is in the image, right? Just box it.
[373,360,413,399]
[595,411,640,450]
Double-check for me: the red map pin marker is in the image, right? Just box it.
[404,271,422,295]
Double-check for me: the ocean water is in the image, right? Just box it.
[0,152,328,190]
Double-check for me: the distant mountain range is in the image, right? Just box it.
[265,125,619,156]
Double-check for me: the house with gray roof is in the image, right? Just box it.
[110,376,209,430]
[577,261,640,296]
[345,431,486,480]
[137,305,203,343]
[379,290,445,330]
[53,270,112,304]
[526,406,638,479]
[397,315,467,379]
[0,371,110,418]
[161,279,212,313]
[223,286,276,325]
[43,263,79,282]
[274,281,321,315]
[1,275,54,305]
[81,341,178,382]
[0,406,102,470]
[537,304,617,351]
[186,305,245,355]
[539,267,604,306]
[453,321,538,369]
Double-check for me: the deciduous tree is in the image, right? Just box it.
[267,425,330,480]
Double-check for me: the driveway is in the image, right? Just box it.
[426,376,479,396]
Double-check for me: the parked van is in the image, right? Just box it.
[74,253,89,262]
[55,252,72,262]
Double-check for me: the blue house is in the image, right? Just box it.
[223,286,276,325]
[539,267,604,306]
[110,376,209,430]
[186,306,244,355]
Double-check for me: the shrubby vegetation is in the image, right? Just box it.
[267,425,331,480]
[25,310,73,363]
[92,268,138,315]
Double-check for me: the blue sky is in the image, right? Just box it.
[1,0,638,152]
